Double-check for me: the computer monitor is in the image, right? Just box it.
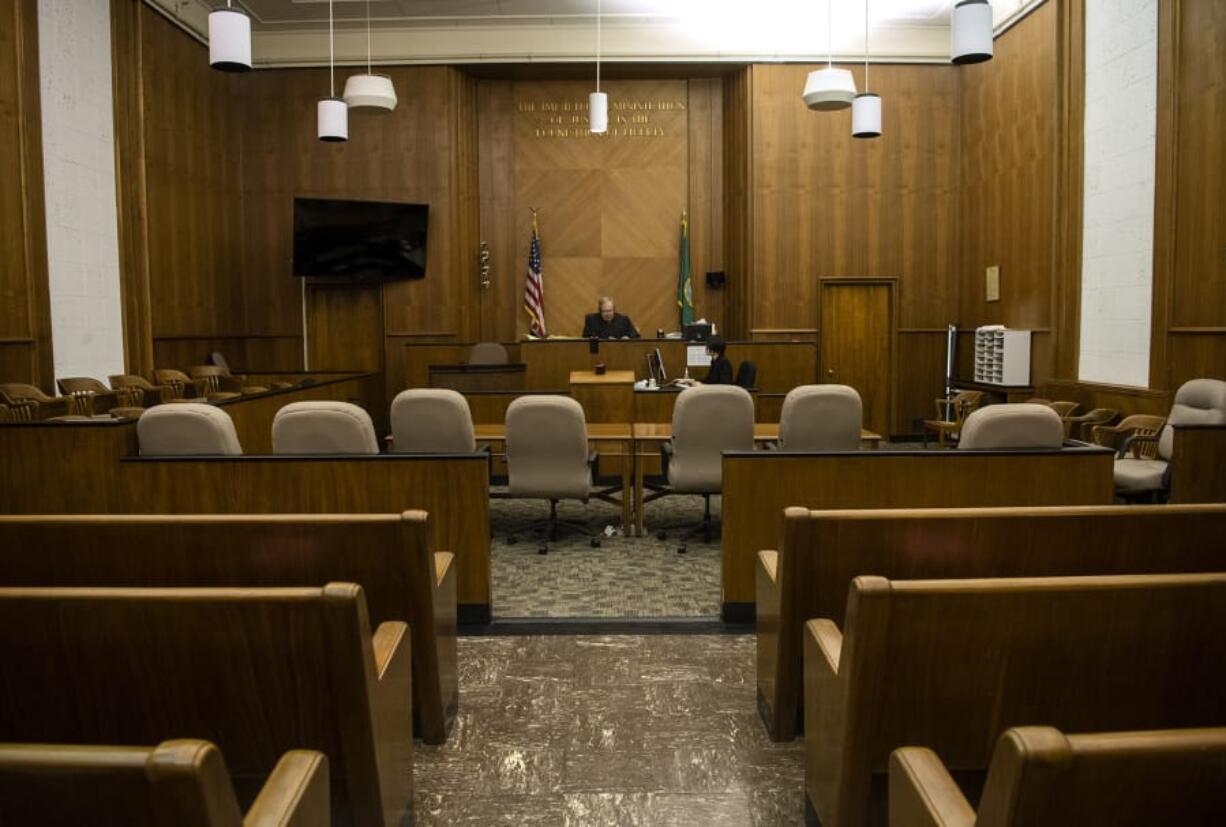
[646,348,667,383]
[683,323,712,342]
[686,346,712,368]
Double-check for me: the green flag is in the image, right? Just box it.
[677,214,694,327]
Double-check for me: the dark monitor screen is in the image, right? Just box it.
[293,197,428,280]
[683,323,712,342]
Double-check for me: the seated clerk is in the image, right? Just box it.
[582,296,640,339]
[679,335,733,386]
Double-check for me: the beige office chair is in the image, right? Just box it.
[957,403,1064,450]
[468,342,509,365]
[389,389,477,453]
[271,401,379,455]
[1109,378,1226,500]
[504,395,601,553]
[650,385,754,553]
[776,384,862,451]
[137,403,242,456]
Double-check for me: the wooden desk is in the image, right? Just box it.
[428,363,526,392]
[473,423,633,533]
[570,370,635,424]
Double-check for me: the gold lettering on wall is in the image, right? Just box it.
[518,98,685,139]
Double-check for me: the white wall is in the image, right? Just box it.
[1077,0,1158,388]
[38,0,125,382]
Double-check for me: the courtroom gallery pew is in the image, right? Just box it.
[757,503,1226,742]
[0,583,412,827]
[0,423,494,623]
[0,510,457,745]
[803,573,1226,827]
[0,740,330,827]
[720,444,1115,621]
[889,725,1226,827]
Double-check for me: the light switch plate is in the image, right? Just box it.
[985,265,1000,302]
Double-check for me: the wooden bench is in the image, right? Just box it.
[0,740,329,826]
[0,583,412,827]
[804,573,1226,827]
[722,445,1115,620]
[0,510,457,745]
[889,725,1226,827]
[1169,424,1226,503]
[758,503,1226,742]
[0,426,493,623]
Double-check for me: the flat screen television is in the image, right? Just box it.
[293,197,428,280]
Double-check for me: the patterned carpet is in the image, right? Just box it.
[491,492,722,619]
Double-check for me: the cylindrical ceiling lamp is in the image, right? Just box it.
[952,0,994,65]
[852,0,881,139]
[318,0,348,142]
[343,0,397,111]
[852,94,882,138]
[590,0,607,133]
[803,0,856,111]
[208,2,251,72]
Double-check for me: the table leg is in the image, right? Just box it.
[620,440,631,536]
[634,448,646,537]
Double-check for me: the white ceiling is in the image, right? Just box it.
[147,0,1040,66]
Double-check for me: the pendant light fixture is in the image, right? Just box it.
[208,0,251,72]
[852,0,881,139]
[589,0,608,133]
[951,0,994,64]
[343,0,397,112]
[803,0,856,111]
[317,0,348,142]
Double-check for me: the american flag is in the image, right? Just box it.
[523,215,546,337]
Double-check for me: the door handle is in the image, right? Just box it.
[827,369,834,377]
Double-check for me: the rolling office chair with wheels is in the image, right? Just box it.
[271,401,379,455]
[957,403,1064,450]
[650,385,754,553]
[137,403,243,456]
[389,389,477,453]
[734,360,757,390]
[503,395,601,554]
[468,342,510,365]
[776,384,862,451]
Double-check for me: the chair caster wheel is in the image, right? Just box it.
[507,535,518,545]
[677,544,687,554]
[656,531,667,541]
[537,545,548,555]
[590,538,601,548]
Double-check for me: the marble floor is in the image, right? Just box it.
[413,634,806,826]
[490,494,723,618]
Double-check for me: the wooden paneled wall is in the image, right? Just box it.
[476,78,723,342]
[0,0,52,389]
[959,0,1060,391]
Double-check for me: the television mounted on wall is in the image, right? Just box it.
[292,197,428,280]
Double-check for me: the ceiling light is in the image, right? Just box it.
[804,0,856,111]
[590,0,608,133]
[208,1,251,72]
[952,0,994,64]
[318,0,347,142]
[343,0,397,112]
[852,0,881,138]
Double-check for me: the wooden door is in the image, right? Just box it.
[306,284,384,371]
[819,279,896,437]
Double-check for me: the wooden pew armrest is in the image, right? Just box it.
[434,551,455,589]
[888,748,975,827]
[245,750,330,827]
[757,550,779,584]
[372,621,410,681]
[809,618,843,674]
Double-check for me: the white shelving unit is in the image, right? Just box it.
[973,326,1031,386]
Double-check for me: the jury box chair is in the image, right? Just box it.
[272,401,380,455]
[649,384,754,553]
[0,740,329,827]
[889,725,1226,827]
[922,390,984,448]
[389,388,477,453]
[1101,378,1226,499]
[109,373,176,406]
[956,403,1064,450]
[58,376,145,418]
[777,384,863,451]
[137,403,243,456]
[503,395,602,554]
